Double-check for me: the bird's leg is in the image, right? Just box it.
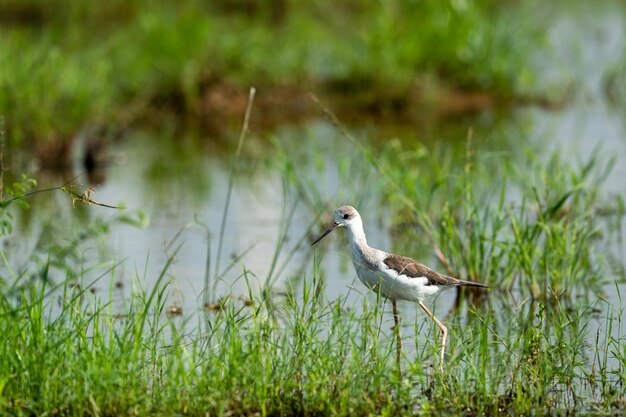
[392,300,402,369]
[418,301,447,373]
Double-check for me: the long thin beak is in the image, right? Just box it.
[311,223,338,245]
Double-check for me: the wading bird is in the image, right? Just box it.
[312,205,487,372]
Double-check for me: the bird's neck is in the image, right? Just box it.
[346,223,369,255]
[346,223,381,272]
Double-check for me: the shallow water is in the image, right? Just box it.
[5,1,626,346]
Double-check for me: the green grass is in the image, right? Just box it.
[0,0,546,147]
[367,135,619,302]
[1,93,626,414]
[0,250,624,415]
[0,0,624,412]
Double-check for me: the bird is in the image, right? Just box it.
[311,205,488,372]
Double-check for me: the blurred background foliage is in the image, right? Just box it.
[0,0,546,153]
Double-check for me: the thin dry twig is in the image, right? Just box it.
[0,174,120,209]
[62,184,120,209]
[214,86,256,279]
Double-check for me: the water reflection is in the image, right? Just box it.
[3,0,625,333]
[7,99,624,307]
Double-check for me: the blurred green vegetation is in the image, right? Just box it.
[0,0,544,148]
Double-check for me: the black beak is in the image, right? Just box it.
[311,223,338,245]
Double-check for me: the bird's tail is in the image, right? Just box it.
[458,279,488,288]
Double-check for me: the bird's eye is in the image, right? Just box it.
[342,213,350,219]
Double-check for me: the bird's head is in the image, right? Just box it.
[312,205,361,245]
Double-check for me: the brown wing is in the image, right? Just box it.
[383,254,460,286]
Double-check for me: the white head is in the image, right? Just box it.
[333,205,361,227]
[311,205,363,245]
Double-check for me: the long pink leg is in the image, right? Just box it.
[418,301,447,373]
[392,300,402,368]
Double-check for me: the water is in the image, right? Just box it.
[3,0,626,361]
